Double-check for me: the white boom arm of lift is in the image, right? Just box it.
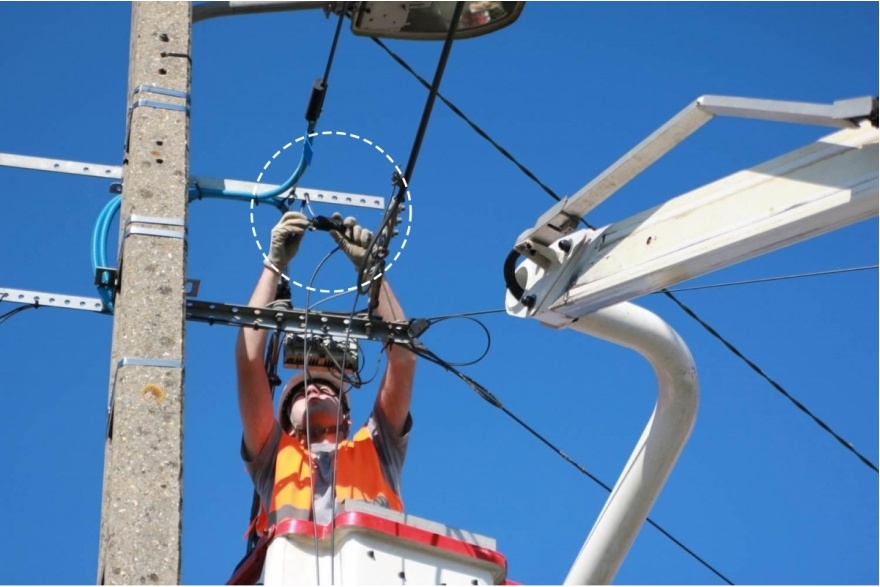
[505,95,878,584]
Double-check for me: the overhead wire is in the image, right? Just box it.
[412,315,493,367]
[661,290,878,473]
[357,5,466,307]
[407,262,879,324]
[406,337,735,585]
[371,37,572,211]
[320,257,365,586]
[373,39,877,474]
[373,36,733,581]
[371,37,880,582]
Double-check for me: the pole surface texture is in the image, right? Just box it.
[98,3,191,584]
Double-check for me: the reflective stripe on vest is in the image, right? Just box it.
[266,425,403,528]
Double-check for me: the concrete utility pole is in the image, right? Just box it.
[97,3,192,584]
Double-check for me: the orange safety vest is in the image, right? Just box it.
[257,425,404,532]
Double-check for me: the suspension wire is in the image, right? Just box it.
[661,289,879,473]
[371,36,566,207]
[297,243,372,584]
[407,339,734,585]
[397,1,465,189]
[371,39,880,577]
[358,3,466,316]
[659,265,879,293]
[305,7,346,135]
[300,245,349,582]
[372,39,875,474]
[426,308,507,320]
[328,270,365,585]
[425,264,879,320]
[321,9,346,86]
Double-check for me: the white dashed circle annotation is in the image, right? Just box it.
[249,131,413,294]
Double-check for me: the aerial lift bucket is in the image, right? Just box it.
[229,500,508,585]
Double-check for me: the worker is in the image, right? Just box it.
[235,211,417,530]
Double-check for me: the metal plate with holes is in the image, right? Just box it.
[0,287,106,313]
[185,299,412,343]
[0,152,386,210]
[0,152,122,179]
[189,176,386,210]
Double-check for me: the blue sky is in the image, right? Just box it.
[0,2,877,585]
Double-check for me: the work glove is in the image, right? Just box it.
[329,212,373,270]
[265,211,310,272]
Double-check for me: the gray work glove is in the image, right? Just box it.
[329,212,373,270]
[265,211,310,272]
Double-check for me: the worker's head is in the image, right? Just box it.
[279,369,351,441]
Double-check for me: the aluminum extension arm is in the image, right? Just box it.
[507,118,878,326]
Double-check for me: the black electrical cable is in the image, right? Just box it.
[371,37,570,210]
[661,289,879,474]
[373,38,875,474]
[370,20,878,580]
[321,9,345,85]
[414,315,493,367]
[0,304,37,325]
[407,339,735,585]
[356,3,466,310]
[397,1,465,190]
[305,8,346,134]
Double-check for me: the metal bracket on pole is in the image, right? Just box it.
[0,152,122,179]
[125,85,191,154]
[129,84,191,114]
[0,286,106,313]
[122,215,187,240]
[94,266,118,288]
[132,84,192,104]
[515,95,879,257]
[106,357,185,437]
[130,100,190,114]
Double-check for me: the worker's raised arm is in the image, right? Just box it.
[372,279,416,437]
[235,211,310,458]
[329,213,417,437]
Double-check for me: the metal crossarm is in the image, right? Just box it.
[0,152,386,210]
[185,299,416,344]
[0,287,106,313]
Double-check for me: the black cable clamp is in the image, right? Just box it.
[504,249,537,308]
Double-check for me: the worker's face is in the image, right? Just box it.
[289,380,344,430]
